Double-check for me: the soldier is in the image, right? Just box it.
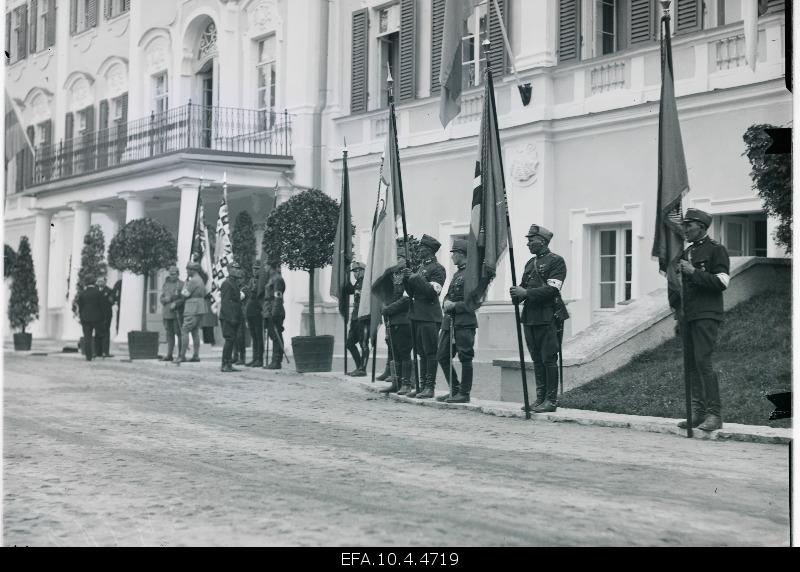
[219,263,245,372]
[402,234,446,399]
[244,260,265,367]
[261,260,287,369]
[436,238,478,403]
[76,275,105,362]
[175,261,209,364]
[159,265,184,362]
[674,208,730,432]
[345,261,370,377]
[510,225,567,413]
[94,275,116,358]
[380,248,413,394]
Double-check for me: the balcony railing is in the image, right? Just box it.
[26,104,293,188]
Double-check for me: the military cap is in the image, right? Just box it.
[351,261,366,271]
[525,224,553,242]
[450,238,468,253]
[420,234,442,253]
[167,264,179,273]
[683,208,712,228]
[186,261,202,271]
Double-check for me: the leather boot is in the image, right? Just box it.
[436,360,459,401]
[677,412,706,429]
[417,370,435,399]
[405,365,420,397]
[396,361,414,395]
[533,365,559,413]
[698,414,722,431]
[376,361,392,381]
[378,366,400,394]
[521,364,547,411]
[447,362,472,403]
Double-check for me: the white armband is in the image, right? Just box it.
[715,273,730,289]
[274,291,283,299]
[430,282,442,295]
[546,279,563,291]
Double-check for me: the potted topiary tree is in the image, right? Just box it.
[72,225,108,352]
[8,236,39,350]
[262,188,339,372]
[108,218,177,359]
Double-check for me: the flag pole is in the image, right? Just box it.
[342,142,350,375]
[483,39,532,419]
[489,0,531,106]
[388,68,421,393]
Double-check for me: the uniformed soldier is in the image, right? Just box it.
[219,263,245,372]
[345,262,371,377]
[261,260,287,369]
[674,208,730,432]
[510,225,567,413]
[436,238,478,403]
[379,249,413,394]
[244,261,265,367]
[403,234,446,399]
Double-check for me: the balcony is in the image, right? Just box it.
[21,104,293,190]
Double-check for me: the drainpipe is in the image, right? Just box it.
[312,0,331,190]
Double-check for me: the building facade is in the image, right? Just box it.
[5,0,791,358]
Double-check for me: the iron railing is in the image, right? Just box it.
[30,103,293,187]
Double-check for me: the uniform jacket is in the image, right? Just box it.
[219,278,244,324]
[441,265,478,331]
[244,275,264,317]
[261,272,286,320]
[344,275,367,322]
[181,274,209,316]
[519,249,567,326]
[98,285,115,322]
[382,270,411,326]
[676,236,730,322]
[160,277,185,319]
[77,285,106,323]
[404,257,446,323]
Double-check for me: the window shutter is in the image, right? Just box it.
[104,0,111,20]
[558,0,580,63]
[488,0,507,75]
[765,0,784,14]
[350,9,369,114]
[123,0,130,12]
[42,119,52,147]
[64,112,74,175]
[18,5,28,60]
[65,112,74,139]
[46,0,56,48]
[398,0,416,102]
[25,125,35,187]
[99,100,109,128]
[88,0,97,28]
[70,0,77,34]
[6,13,11,58]
[30,0,38,54]
[430,0,445,95]
[629,0,655,45]
[98,100,109,168]
[675,0,701,35]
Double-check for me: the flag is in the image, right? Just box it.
[439,0,480,128]
[330,150,353,320]
[743,0,760,71]
[5,90,34,164]
[210,193,233,315]
[651,11,689,310]
[358,114,403,337]
[464,64,509,310]
[190,194,213,284]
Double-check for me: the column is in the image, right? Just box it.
[63,202,92,340]
[172,178,201,278]
[30,209,53,338]
[114,193,147,342]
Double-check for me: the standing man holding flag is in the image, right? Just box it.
[330,144,354,374]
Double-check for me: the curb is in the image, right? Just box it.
[307,371,792,446]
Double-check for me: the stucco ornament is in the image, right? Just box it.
[107,64,127,97]
[71,78,92,110]
[31,94,50,123]
[249,0,281,35]
[511,144,539,187]
[146,39,168,73]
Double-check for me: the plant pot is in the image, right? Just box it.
[13,333,32,351]
[291,335,334,373]
[127,331,159,360]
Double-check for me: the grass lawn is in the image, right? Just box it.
[559,290,792,428]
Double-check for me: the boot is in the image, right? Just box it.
[697,414,722,431]
[677,409,706,429]
[436,361,459,401]
[521,364,547,411]
[395,361,414,395]
[267,346,283,369]
[533,365,558,413]
[447,362,472,403]
[405,366,420,397]
[416,372,435,399]
[376,361,392,381]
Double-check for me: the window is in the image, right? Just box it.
[153,72,168,115]
[9,5,28,63]
[71,0,98,35]
[581,0,630,59]
[461,1,489,89]
[256,36,277,129]
[595,0,616,55]
[714,213,768,256]
[377,4,401,107]
[595,226,632,309]
[105,0,130,20]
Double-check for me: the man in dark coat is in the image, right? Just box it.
[261,260,287,369]
[219,263,245,372]
[437,238,479,403]
[510,224,567,413]
[674,208,731,432]
[402,234,446,399]
[159,265,184,362]
[244,260,265,367]
[76,275,106,361]
[93,275,115,358]
[345,261,370,377]
[380,249,413,394]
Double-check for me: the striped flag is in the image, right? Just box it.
[651,9,689,311]
[438,0,481,128]
[330,149,353,321]
[210,193,233,315]
[190,194,214,285]
[5,90,34,164]
[463,65,508,310]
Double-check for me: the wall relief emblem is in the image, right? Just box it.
[71,78,92,110]
[250,0,280,35]
[107,64,127,97]
[146,39,169,73]
[511,144,539,187]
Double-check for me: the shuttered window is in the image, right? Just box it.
[70,0,77,34]
[114,93,128,164]
[64,112,74,176]
[80,104,96,173]
[87,0,97,28]
[765,0,784,14]
[6,13,11,59]
[30,0,38,54]
[45,0,56,48]
[38,119,53,181]
[558,0,581,63]
[351,9,369,113]
[488,0,507,75]
[98,100,109,169]
[398,0,416,102]
[430,0,445,95]
[674,0,701,35]
[13,4,28,62]
[629,0,655,45]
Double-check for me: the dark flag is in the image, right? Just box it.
[330,148,353,320]
[651,10,689,311]
[464,68,508,310]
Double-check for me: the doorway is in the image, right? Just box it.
[198,61,215,148]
